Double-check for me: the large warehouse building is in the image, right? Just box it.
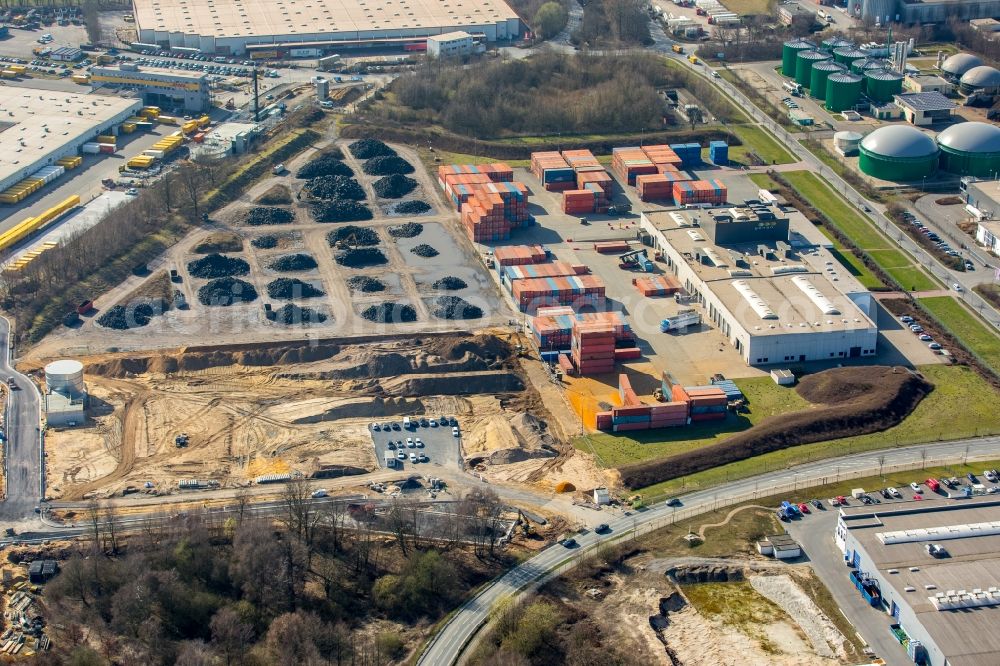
[847,0,1000,25]
[835,496,1000,666]
[640,203,878,367]
[0,87,141,194]
[132,0,522,56]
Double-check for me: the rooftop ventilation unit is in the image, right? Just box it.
[792,275,840,315]
[733,280,777,320]
[878,520,1000,545]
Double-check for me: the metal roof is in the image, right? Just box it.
[961,65,1000,88]
[828,72,863,83]
[812,60,844,72]
[866,69,904,81]
[861,125,939,158]
[938,122,1000,154]
[894,91,957,112]
[942,52,983,76]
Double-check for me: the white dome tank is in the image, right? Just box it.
[44,359,85,395]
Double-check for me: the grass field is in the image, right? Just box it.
[631,365,1000,497]
[781,172,937,291]
[728,125,796,166]
[919,296,1000,374]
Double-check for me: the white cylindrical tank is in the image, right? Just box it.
[45,359,85,395]
[834,131,863,155]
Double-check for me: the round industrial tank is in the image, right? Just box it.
[834,47,869,65]
[960,65,1000,94]
[796,50,830,87]
[315,77,329,100]
[865,69,904,103]
[825,72,864,112]
[782,39,814,77]
[810,61,844,100]
[851,57,890,74]
[823,37,853,51]
[937,122,1000,177]
[45,359,85,395]
[834,131,863,155]
[859,126,939,181]
[941,53,983,80]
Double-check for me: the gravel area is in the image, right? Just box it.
[749,575,846,660]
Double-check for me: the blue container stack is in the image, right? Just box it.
[709,141,729,166]
[669,143,702,167]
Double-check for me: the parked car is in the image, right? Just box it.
[888,487,901,498]
[428,419,438,427]
[899,315,914,324]
[928,342,942,350]
[409,452,417,462]
[406,437,414,448]
[798,502,810,514]
[415,438,423,448]
[595,523,610,533]
[910,482,921,493]
[968,472,979,483]
[983,469,998,483]
[810,499,822,509]
[561,537,577,547]
[452,427,460,437]
[919,334,933,342]
[952,283,964,292]
[666,498,682,507]
[879,488,890,498]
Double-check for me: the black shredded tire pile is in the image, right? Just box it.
[268,253,318,272]
[312,200,374,223]
[327,226,379,246]
[272,303,328,325]
[361,302,417,323]
[296,153,353,179]
[432,276,468,290]
[373,174,418,199]
[251,235,279,249]
[187,253,250,279]
[411,244,439,258]
[388,222,423,238]
[349,138,397,160]
[267,278,325,299]
[335,247,388,267]
[198,277,258,306]
[362,155,414,176]
[432,296,483,320]
[347,276,386,292]
[245,207,294,226]
[96,298,167,330]
[393,200,432,215]
[305,175,366,201]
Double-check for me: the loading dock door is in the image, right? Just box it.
[892,601,900,618]
[850,346,861,358]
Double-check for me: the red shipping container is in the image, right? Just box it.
[594,241,629,253]
[614,347,642,360]
[613,422,650,432]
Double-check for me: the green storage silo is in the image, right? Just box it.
[865,69,904,104]
[825,72,863,112]
[796,50,830,87]
[834,47,868,65]
[810,61,844,100]
[823,37,853,51]
[937,122,1000,177]
[782,40,814,77]
[859,126,938,181]
[851,57,889,74]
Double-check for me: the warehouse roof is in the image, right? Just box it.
[840,497,1000,666]
[894,91,958,113]
[0,87,140,192]
[91,64,208,81]
[133,0,519,39]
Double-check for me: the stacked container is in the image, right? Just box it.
[571,322,616,375]
[31,165,65,185]
[673,179,727,205]
[503,260,577,287]
[494,245,548,266]
[562,189,599,214]
[669,143,702,166]
[56,156,82,170]
[648,401,689,428]
[672,385,727,421]
[709,141,729,165]
[596,411,613,430]
[619,374,641,406]
[127,155,155,169]
[461,195,509,243]
[611,147,657,185]
[594,240,629,253]
[512,275,606,313]
[635,174,674,202]
[530,310,632,350]
[561,149,601,171]
[576,169,613,196]
[530,151,576,191]
[437,163,513,186]
[642,144,683,168]
[632,275,682,297]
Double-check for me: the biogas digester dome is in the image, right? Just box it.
[960,65,1000,94]
[782,39,814,77]
[937,122,1000,177]
[859,126,939,181]
[941,53,983,80]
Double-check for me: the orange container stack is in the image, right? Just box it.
[632,275,682,297]
[635,174,674,202]
[648,401,689,428]
[437,163,512,186]
[611,147,657,185]
[530,151,577,191]
[571,321,616,375]
[672,179,728,206]
[440,164,532,242]
[618,374,641,406]
[494,245,548,266]
[576,169,613,196]
[641,144,683,169]
[561,149,602,171]
[511,275,606,313]
[594,240,629,253]
[562,189,599,214]
[672,385,727,422]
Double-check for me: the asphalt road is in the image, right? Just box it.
[418,436,1000,665]
[0,317,42,522]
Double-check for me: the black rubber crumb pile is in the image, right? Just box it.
[388,221,423,238]
[432,296,483,320]
[267,277,325,299]
[362,155,414,176]
[391,200,431,215]
[96,298,168,330]
[245,207,294,226]
[347,276,386,292]
[268,253,318,272]
[311,200,373,223]
[361,302,417,323]
[432,276,467,290]
[187,253,250,279]
[271,303,328,325]
[411,244,439,258]
[327,225,379,246]
[251,235,279,249]
[305,175,366,200]
[296,153,352,179]
[198,277,258,306]
[335,247,388,267]
[373,174,417,199]
[349,138,397,160]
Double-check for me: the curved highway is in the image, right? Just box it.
[0,317,43,522]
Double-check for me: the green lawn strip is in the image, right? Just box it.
[631,365,1000,498]
[748,173,780,191]
[729,125,796,165]
[919,296,1000,374]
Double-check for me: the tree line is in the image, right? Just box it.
[572,0,651,48]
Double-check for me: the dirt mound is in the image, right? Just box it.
[251,235,278,249]
[96,299,168,330]
[373,174,417,199]
[267,278,325,299]
[432,276,468,290]
[327,226,379,246]
[383,371,524,397]
[187,253,250,279]
[312,199,373,223]
[335,247,387,267]
[433,334,512,361]
[271,303,328,325]
[305,175,366,201]
[388,222,423,238]
[296,154,353,179]
[197,277,258,306]
[363,155,414,176]
[349,138,397,160]
[391,200,432,215]
[619,366,933,490]
[432,296,483,320]
[327,352,415,380]
[268,253,318,272]
[411,244,439,258]
[255,184,292,205]
[245,207,294,226]
[192,232,242,254]
[361,302,417,323]
[347,276,386,292]
[289,396,426,424]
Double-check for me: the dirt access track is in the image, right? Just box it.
[26,331,592,501]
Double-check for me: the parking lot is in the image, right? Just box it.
[369,417,463,472]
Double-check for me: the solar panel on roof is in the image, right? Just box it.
[895,92,956,112]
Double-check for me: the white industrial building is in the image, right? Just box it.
[640,203,877,367]
[132,0,521,56]
[0,88,141,194]
[836,496,1000,666]
[44,359,87,427]
[426,31,477,58]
